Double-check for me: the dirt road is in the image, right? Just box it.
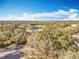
[0,45,24,59]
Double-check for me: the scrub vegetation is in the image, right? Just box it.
[0,21,79,59]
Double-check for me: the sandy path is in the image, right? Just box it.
[0,46,24,59]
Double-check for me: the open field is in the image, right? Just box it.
[0,21,79,59]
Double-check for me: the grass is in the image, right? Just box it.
[0,21,79,59]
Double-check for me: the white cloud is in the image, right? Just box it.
[66,9,79,20]
[67,13,78,20]
[69,9,79,13]
[0,9,79,21]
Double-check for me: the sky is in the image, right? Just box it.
[0,0,79,21]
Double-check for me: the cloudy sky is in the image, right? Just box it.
[0,0,78,21]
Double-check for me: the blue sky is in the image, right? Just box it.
[0,0,79,20]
